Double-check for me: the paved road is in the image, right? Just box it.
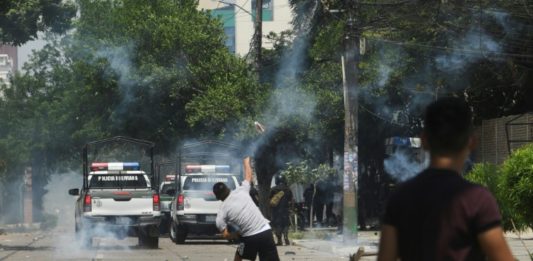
[0,227,346,261]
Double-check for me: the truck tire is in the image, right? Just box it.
[169,221,178,243]
[175,225,187,244]
[169,221,187,244]
[139,234,159,249]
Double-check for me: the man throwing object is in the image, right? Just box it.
[214,157,280,261]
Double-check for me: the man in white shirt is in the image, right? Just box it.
[213,157,279,261]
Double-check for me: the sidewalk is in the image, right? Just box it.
[0,223,41,234]
[292,228,379,260]
[293,228,533,260]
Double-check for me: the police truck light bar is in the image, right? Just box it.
[185,165,230,173]
[90,162,140,171]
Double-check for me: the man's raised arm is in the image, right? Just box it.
[243,157,253,183]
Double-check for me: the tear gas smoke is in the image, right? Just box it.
[42,171,133,258]
[246,0,320,158]
[384,150,429,182]
[377,10,509,182]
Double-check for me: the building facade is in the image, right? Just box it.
[0,45,17,87]
[198,0,293,55]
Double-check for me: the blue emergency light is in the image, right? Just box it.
[90,162,141,171]
[185,165,231,173]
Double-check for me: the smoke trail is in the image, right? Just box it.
[384,150,429,182]
[249,0,320,156]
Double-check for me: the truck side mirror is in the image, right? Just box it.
[68,188,80,196]
[166,189,176,196]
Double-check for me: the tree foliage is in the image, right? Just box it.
[279,0,533,224]
[0,0,76,45]
[0,0,258,182]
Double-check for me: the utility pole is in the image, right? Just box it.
[342,0,359,243]
[253,0,263,71]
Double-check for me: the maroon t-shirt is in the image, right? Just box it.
[383,168,502,260]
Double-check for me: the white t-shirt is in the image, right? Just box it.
[216,180,270,237]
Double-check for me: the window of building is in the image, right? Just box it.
[251,0,273,22]
[224,27,236,53]
[211,6,236,53]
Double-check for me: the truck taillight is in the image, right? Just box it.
[177,194,184,210]
[153,194,160,211]
[84,194,92,212]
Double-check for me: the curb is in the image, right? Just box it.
[0,223,41,234]
[292,239,378,258]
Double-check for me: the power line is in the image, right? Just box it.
[368,38,533,59]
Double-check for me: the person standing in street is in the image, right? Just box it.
[378,97,514,261]
[270,175,293,246]
[214,157,280,261]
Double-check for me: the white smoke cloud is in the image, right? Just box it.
[435,29,501,72]
[43,171,135,258]
[384,150,429,182]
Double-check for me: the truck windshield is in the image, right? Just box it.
[89,174,147,188]
[183,175,236,191]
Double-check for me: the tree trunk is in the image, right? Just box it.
[309,182,317,228]
[254,144,277,218]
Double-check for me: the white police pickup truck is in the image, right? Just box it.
[69,162,161,248]
[169,165,239,244]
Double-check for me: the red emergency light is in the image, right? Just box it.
[185,165,230,173]
[90,162,140,171]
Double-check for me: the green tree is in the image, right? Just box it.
[0,0,259,220]
[0,0,76,45]
[281,0,533,224]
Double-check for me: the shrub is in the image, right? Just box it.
[465,163,499,191]
[499,144,533,231]
[465,163,515,231]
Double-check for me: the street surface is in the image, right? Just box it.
[0,227,346,261]
[3,225,533,260]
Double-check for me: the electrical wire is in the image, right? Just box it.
[367,38,533,59]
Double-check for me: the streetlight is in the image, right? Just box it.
[218,0,253,16]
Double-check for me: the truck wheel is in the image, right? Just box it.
[169,221,178,243]
[175,225,187,244]
[139,234,159,249]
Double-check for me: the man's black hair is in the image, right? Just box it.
[213,182,230,201]
[424,97,473,155]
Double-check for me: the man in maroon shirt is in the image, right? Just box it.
[378,97,514,261]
